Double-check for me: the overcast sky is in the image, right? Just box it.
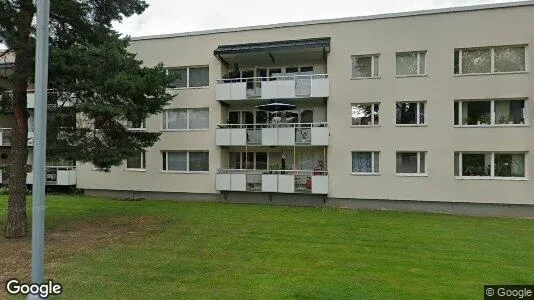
[112,0,524,37]
[0,0,524,50]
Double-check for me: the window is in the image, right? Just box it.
[352,152,380,174]
[126,151,146,170]
[396,102,425,125]
[352,55,379,78]
[163,108,209,130]
[229,152,268,170]
[162,151,209,172]
[396,152,426,175]
[396,51,426,76]
[351,103,380,126]
[454,46,526,75]
[454,99,526,126]
[454,152,526,178]
[167,66,209,88]
[127,119,146,130]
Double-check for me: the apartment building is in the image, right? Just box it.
[0,53,77,186]
[78,1,534,213]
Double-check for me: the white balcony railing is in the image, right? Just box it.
[0,166,77,186]
[216,169,329,194]
[216,74,329,101]
[0,128,34,146]
[26,166,77,186]
[216,122,329,146]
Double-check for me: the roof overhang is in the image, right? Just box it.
[214,37,330,65]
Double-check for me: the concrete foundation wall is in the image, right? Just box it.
[84,189,534,218]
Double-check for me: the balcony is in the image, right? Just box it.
[0,128,34,146]
[216,74,329,101]
[216,169,329,194]
[216,122,329,146]
[0,166,77,186]
[26,166,77,185]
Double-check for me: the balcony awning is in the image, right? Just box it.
[214,37,330,65]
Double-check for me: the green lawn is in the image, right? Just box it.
[1,195,533,299]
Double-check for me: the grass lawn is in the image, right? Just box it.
[1,195,533,299]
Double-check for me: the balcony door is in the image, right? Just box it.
[295,66,313,97]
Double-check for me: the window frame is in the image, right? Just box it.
[228,152,269,170]
[396,151,427,176]
[351,151,380,175]
[125,151,146,171]
[395,101,427,126]
[351,54,380,79]
[454,45,527,76]
[454,151,527,180]
[395,51,427,77]
[351,103,380,127]
[126,119,147,131]
[162,108,209,131]
[166,66,210,89]
[161,151,209,173]
[454,98,528,127]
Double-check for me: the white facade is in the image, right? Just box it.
[76,2,534,206]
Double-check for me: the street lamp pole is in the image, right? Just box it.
[29,0,50,298]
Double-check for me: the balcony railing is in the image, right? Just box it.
[216,122,329,146]
[0,166,77,186]
[216,74,329,101]
[216,169,329,194]
[0,128,34,146]
[26,166,77,185]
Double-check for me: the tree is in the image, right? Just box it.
[0,0,173,238]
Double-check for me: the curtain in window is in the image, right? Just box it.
[166,110,187,129]
[352,152,372,173]
[168,152,187,171]
[462,49,491,73]
[494,47,525,72]
[352,56,372,78]
[495,153,525,177]
[126,152,143,169]
[189,108,209,129]
[396,153,418,173]
[189,152,209,171]
[189,67,209,87]
[168,68,187,88]
[396,53,418,75]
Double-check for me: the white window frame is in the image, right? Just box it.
[162,108,209,131]
[395,101,426,126]
[351,151,380,176]
[229,152,269,170]
[125,151,146,171]
[127,119,147,131]
[161,151,209,173]
[395,51,427,77]
[396,151,427,176]
[351,54,380,79]
[455,152,527,180]
[166,66,209,89]
[454,99,528,127]
[454,45,527,75]
[351,103,380,127]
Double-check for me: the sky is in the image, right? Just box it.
[0,0,525,50]
[112,0,524,38]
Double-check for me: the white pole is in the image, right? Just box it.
[30,0,50,298]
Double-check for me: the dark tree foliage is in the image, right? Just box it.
[0,0,173,237]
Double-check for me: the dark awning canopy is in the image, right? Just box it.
[214,37,330,65]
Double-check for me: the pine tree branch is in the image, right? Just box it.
[0,48,13,59]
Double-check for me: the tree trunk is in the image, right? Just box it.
[4,0,34,238]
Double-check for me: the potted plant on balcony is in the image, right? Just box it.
[265,163,280,175]
[476,114,491,125]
